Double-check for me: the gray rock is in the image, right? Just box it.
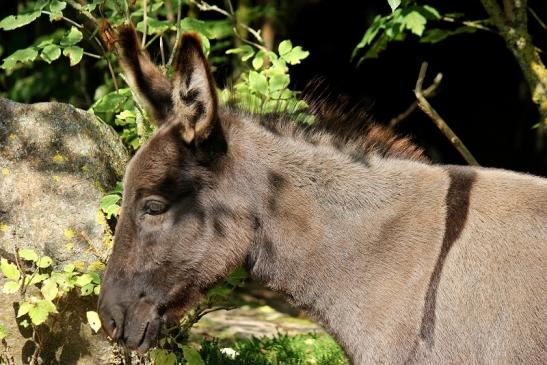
[0,98,129,364]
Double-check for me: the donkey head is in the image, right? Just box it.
[98,26,250,352]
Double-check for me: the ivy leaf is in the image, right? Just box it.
[0,11,41,31]
[352,15,386,59]
[1,47,38,71]
[182,345,205,365]
[41,279,58,301]
[1,258,20,281]
[37,256,53,268]
[3,280,20,294]
[63,46,84,66]
[387,0,401,12]
[86,311,102,332]
[60,27,83,46]
[49,1,67,21]
[40,44,62,64]
[100,194,121,210]
[19,248,39,262]
[29,299,57,325]
[403,11,427,36]
[17,302,34,318]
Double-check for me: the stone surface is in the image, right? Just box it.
[0,98,129,364]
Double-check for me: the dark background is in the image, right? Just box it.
[283,0,547,176]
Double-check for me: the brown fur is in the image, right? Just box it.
[99,27,547,363]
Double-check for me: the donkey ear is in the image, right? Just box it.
[117,25,173,125]
[172,33,218,144]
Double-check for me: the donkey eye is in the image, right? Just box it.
[144,200,168,215]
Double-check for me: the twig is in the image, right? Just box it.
[414,62,479,166]
[141,0,148,48]
[441,16,496,33]
[160,35,166,67]
[390,72,443,127]
[41,11,84,28]
[192,0,268,51]
[167,0,183,66]
[528,6,547,31]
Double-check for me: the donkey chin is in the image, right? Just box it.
[98,284,202,353]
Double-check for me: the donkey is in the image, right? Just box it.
[98,25,547,364]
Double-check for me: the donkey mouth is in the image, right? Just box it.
[122,299,163,353]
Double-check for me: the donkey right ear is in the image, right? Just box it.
[117,25,173,125]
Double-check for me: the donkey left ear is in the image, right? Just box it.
[172,33,218,144]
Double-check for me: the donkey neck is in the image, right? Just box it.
[229,115,448,362]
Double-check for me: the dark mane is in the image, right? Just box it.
[244,88,428,164]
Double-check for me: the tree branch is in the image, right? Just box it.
[390,72,443,128]
[414,63,479,166]
[481,0,547,129]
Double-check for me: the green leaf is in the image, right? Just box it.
[86,311,102,332]
[80,283,94,296]
[252,50,266,70]
[1,47,38,71]
[1,258,20,281]
[226,45,254,62]
[28,273,49,285]
[75,273,93,287]
[0,324,6,340]
[49,1,67,21]
[61,27,83,46]
[17,302,34,318]
[29,300,57,325]
[403,11,427,36]
[41,279,58,301]
[41,44,62,64]
[278,40,292,56]
[64,263,75,272]
[352,15,386,59]
[387,0,401,12]
[248,71,268,95]
[0,11,41,31]
[3,280,20,294]
[37,256,53,268]
[269,74,290,92]
[100,194,121,210]
[136,18,172,35]
[63,46,84,66]
[281,46,309,65]
[420,5,441,20]
[182,345,205,365]
[420,27,476,43]
[19,248,39,262]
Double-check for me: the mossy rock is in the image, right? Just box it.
[0,98,129,364]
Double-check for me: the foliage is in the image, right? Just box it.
[1,249,103,363]
[352,0,483,64]
[199,333,348,365]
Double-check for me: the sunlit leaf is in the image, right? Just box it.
[41,279,58,301]
[387,0,401,12]
[60,27,83,46]
[403,11,427,36]
[0,11,41,31]
[3,280,20,294]
[86,311,102,332]
[63,46,83,66]
[1,47,38,71]
[1,258,20,281]
[182,345,205,365]
[49,1,67,21]
[41,44,62,64]
[19,248,39,262]
[37,256,53,268]
[17,302,33,318]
